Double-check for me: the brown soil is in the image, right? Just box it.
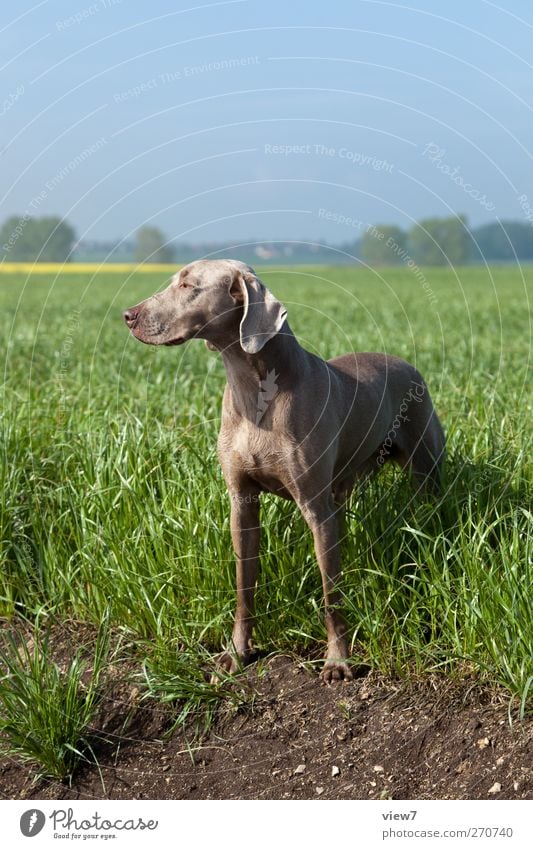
[0,625,531,801]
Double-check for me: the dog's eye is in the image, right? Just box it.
[178,280,193,289]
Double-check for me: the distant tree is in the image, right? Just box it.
[134,226,175,264]
[0,216,75,262]
[361,224,407,265]
[408,215,470,266]
[471,220,533,262]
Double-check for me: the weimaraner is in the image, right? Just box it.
[124,259,445,682]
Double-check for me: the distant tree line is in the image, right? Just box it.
[360,216,533,266]
[2,216,533,265]
[0,220,176,264]
[0,216,76,262]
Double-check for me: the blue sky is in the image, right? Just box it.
[2,0,533,245]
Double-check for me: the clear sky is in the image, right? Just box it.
[2,0,533,246]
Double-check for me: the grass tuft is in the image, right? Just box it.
[0,615,110,781]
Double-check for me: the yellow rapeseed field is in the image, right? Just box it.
[0,262,178,274]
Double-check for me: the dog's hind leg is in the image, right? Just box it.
[395,392,446,494]
[297,493,353,683]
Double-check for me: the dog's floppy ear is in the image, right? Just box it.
[230,270,287,354]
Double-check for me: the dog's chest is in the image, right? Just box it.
[231,424,282,473]
[219,417,294,494]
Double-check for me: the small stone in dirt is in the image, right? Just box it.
[476,737,490,749]
[294,764,306,775]
[488,782,501,794]
[496,757,504,766]
[331,765,340,777]
[373,765,384,773]
[316,786,324,795]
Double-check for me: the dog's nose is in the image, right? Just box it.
[123,307,139,327]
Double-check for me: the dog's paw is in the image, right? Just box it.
[216,650,240,673]
[320,660,354,684]
[210,651,244,683]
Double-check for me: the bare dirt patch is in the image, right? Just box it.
[0,631,530,801]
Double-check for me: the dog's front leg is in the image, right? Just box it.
[217,488,260,674]
[301,498,353,683]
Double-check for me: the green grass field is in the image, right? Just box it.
[0,264,531,778]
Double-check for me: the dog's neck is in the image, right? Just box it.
[219,322,310,424]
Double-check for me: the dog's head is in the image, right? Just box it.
[123,259,287,354]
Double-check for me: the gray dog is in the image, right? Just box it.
[124,259,445,682]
